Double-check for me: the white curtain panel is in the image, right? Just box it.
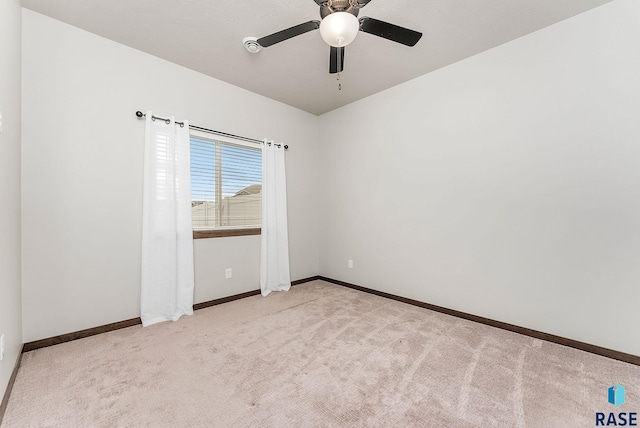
[141,112,195,326]
[260,141,291,296]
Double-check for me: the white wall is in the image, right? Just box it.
[0,0,23,400]
[21,9,320,342]
[319,0,640,356]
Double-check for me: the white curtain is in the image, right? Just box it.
[141,111,194,326]
[260,140,291,296]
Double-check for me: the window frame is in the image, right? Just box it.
[190,130,262,239]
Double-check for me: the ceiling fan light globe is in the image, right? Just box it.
[320,12,359,47]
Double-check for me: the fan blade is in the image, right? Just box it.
[311,0,324,4]
[257,20,320,48]
[359,17,422,47]
[358,0,374,6]
[329,46,345,74]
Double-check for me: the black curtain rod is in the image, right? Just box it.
[135,111,288,149]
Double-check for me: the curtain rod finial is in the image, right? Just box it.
[136,111,144,118]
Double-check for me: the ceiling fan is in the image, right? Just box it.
[246,0,422,74]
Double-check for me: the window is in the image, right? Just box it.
[190,132,262,238]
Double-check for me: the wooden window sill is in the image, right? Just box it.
[193,228,261,239]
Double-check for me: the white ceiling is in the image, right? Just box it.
[22,0,614,115]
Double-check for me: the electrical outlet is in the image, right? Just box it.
[0,334,5,361]
[225,268,232,279]
[348,260,353,269]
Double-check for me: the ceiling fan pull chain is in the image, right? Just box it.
[336,73,342,90]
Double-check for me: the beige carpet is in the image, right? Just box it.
[2,280,638,427]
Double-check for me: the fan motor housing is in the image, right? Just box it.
[320,0,360,19]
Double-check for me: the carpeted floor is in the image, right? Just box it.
[2,280,638,427]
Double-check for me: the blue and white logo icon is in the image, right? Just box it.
[608,384,626,408]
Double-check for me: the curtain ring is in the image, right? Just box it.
[164,118,170,124]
